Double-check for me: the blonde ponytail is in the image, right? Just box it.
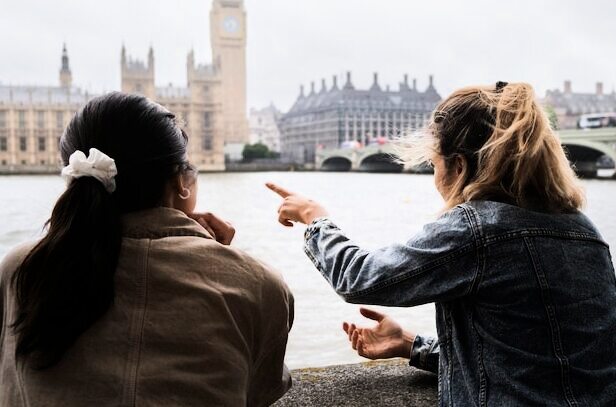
[403,82,585,213]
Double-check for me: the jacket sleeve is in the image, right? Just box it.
[247,264,294,407]
[409,334,440,374]
[303,205,481,306]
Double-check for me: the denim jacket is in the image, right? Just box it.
[304,200,616,406]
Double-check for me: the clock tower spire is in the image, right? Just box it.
[210,0,249,148]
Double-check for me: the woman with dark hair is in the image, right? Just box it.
[268,82,616,405]
[0,92,293,406]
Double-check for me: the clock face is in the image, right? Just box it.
[223,16,239,33]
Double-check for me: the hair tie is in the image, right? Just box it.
[61,148,118,193]
[495,81,508,92]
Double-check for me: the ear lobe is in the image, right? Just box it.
[173,173,185,195]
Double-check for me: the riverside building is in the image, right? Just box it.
[248,104,282,153]
[279,72,441,164]
[543,80,616,129]
[0,0,248,173]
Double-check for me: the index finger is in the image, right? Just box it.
[265,182,293,198]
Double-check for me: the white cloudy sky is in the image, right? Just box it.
[0,0,615,111]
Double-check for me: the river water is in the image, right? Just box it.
[0,173,615,369]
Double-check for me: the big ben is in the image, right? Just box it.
[210,0,249,147]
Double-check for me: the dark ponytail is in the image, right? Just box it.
[11,92,189,369]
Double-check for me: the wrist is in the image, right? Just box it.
[302,204,329,225]
[398,330,416,359]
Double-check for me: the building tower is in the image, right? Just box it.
[210,0,249,147]
[120,45,155,98]
[59,43,72,88]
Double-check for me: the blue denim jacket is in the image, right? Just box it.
[304,200,616,406]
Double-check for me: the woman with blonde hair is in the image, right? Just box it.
[268,82,616,405]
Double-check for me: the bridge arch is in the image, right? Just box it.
[321,156,352,172]
[358,153,403,173]
[562,140,616,177]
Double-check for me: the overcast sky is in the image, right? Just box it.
[1,0,615,111]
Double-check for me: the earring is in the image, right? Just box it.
[178,187,191,200]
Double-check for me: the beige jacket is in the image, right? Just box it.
[0,207,293,406]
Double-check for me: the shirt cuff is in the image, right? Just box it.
[409,334,438,370]
[304,216,332,241]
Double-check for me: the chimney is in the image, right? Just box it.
[564,80,572,93]
[596,82,603,96]
[413,78,417,91]
[343,71,355,90]
[310,81,315,95]
[321,78,327,92]
[370,72,382,92]
[429,75,434,88]
[404,74,409,86]
[331,75,338,90]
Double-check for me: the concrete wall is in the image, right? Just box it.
[273,359,437,406]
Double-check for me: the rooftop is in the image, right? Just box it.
[286,72,441,116]
[544,81,616,115]
[0,85,95,106]
[156,84,191,99]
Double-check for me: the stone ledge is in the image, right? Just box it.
[273,359,438,406]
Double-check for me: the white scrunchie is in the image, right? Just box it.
[61,148,118,193]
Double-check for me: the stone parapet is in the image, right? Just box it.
[273,359,437,406]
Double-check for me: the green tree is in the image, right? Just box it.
[242,143,278,162]
[544,105,559,130]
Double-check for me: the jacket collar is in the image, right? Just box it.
[121,206,214,240]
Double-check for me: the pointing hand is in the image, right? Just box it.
[266,182,329,227]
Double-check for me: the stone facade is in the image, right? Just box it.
[249,104,282,152]
[0,0,249,173]
[279,73,441,164]
[543,80,616,129]
[0,66,93,172]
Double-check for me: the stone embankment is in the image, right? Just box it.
[273,359,437,406]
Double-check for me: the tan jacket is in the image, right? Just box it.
[0,207,293,406]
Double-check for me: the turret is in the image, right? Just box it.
[370,72,382,92]
[148,46,155,73]
[320,78,327,93]
[59,43,72,88]
[343,71,355,90]
[331,75,339,91]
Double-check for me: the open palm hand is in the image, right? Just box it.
[342,307,415,360]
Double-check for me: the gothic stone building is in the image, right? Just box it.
[0,45,93,172]
[0,0,248,173]
[279,72,441,164]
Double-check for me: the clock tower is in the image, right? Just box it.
[210,0,249,147]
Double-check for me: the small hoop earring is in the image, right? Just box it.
[178,188,191,200]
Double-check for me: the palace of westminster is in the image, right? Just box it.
[2,0,611,172]
[0,0,248,173]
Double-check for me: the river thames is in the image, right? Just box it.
[0,172,615,369]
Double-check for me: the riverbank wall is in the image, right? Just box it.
[273,359,437,406]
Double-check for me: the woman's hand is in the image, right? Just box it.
[343,307,416,360]
[189,212,235,245]
[266,182,329,227]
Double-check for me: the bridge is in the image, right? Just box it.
[315,128,616,177]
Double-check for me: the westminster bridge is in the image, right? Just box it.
[315,128,616,177]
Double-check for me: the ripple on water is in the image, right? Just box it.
[0,173,614,368]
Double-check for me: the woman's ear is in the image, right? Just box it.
[455,155,466,176]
